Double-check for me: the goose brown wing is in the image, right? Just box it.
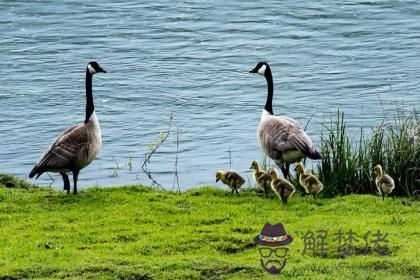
[33,124,89,174]
[261,116,315,155]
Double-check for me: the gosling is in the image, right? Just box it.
[250,160,272,197]
[294,162,323,198]
[270,169,295,205]
[373,164,395,200]
[215,170,245,196]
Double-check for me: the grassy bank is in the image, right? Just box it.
[0,175,419,279]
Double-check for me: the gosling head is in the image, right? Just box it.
[269,169,278,180]
[87,61,106,75]
[215,170,224,182]
[294,162,305,174]
[250,160,260,171]
[373,164,383,176]
[249,62,270,76]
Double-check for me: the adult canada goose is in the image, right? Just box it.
[373,164,395,200]
[250,160,271,197]
[29,62,106,194]
[215,170,245,196]
[294,162,323,198]
[269,169,295,205]
[249,62,322,179]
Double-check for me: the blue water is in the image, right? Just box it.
[0,1,419,190]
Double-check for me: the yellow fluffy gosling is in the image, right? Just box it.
[373,164,395,200]
[269,169,295,204]
[215,170,245,196]
[250,160,272,197]
[294,162,323,198]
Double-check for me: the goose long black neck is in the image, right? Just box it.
[264,67,274,115]
[84,69,94,123]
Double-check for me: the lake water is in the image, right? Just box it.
[0,1,419,190]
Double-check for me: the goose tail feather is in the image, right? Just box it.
[29,165,42,179]
[308,149,322,160]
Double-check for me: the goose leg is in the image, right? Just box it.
[280,165,288,179]
[231,189,234,196]
[60,173,70,194]
[264,188,268,198]
[235,189,240,197]
[72,170,79,195]
[285,163,290,180]
[382,193,385,201]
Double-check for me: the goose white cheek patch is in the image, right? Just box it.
[257,64,266,75]
[88,64,96,74]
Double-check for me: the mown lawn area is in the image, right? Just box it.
[0,175,418,279]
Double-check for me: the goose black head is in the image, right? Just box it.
[87,61,106,75]
[249,62,269,76]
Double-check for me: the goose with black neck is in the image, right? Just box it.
[29,62,106,194]
[249,62,322,180]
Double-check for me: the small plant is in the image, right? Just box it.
[391,216,406,225]
[138,113,173,189]
[126,154,134,171]
[261,154,270,171]
[111,156,120,177]
[172,128,180,192]
[284,267,304,277]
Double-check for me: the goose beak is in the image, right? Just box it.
[249,68,257,73]
[98,67,106,73]
[216,178,220,182]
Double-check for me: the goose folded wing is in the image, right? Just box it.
[36,124,89,170]
[262,118,315,154]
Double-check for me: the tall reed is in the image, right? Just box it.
[318,109,419,197]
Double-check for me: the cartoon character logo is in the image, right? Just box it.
[254,223,293,275]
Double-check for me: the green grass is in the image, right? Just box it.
[318,109,419,197]
[0,177,419,279]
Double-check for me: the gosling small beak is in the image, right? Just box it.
[216,178,220,182]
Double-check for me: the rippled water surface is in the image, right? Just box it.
[1,1,419,190]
